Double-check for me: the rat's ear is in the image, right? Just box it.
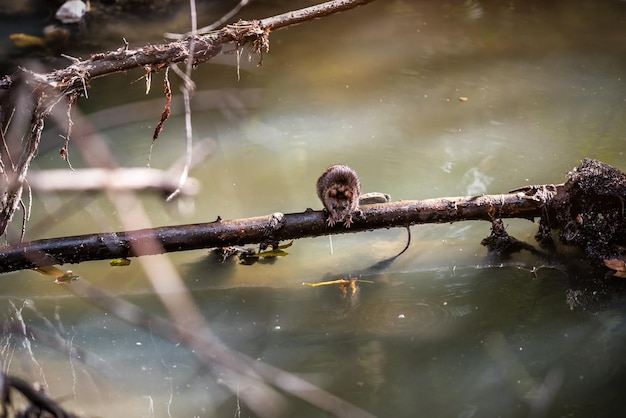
[329,188,337,197]
[345,191,353,199]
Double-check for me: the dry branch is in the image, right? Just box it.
[3,159,626,276]
[13,0,376,98]
[0,0,378,238]
[0,190,550,273]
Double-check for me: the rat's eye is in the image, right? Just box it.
[331,203,337,210]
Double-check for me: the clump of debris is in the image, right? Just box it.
[482,159,626,309]
[550,158,626,263]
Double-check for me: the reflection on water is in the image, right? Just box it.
[3,0,626,416]
[3,266,626,417]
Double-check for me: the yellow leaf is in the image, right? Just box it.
[251,249,288,258]
[10,33,47,48]
[110,258,131,266]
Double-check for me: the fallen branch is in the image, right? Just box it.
[3,159,626,277]
[0,189,551,273]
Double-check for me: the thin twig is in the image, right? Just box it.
[0,110,15,170]
[164,0,252,39]
[60,94,76,171]
[0,93,63,236]
[148,67,172,167]
[166,0,198,202]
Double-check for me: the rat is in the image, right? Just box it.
[316,164,362,227]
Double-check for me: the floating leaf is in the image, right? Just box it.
[604,258,626,272]
[251,249,289,258]
[251,241,294,258]
[34,266,79,284]
[303,278,373,287]
[604,258,626,277]
[110,258,131,266]
[54,271,79,285]
[360,192,390,205]
[9,33,47,48]
[303,277,373,297]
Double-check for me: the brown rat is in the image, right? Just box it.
[316,164,361,227]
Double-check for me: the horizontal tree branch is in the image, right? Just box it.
[0,189,555,273]
[19,0,377,96]
[260,0,375,29]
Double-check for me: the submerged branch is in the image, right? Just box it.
[0,189,552,273]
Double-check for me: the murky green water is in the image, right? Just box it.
[2,0,626,417]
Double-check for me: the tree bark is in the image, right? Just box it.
[0,189,554,273]
[2,158,626,276]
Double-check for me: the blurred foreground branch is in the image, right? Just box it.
[27,168,200,195]
[0,0,377,237]
[68,279,378,418]
[0,371,79,418]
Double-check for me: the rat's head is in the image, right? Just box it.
[326,186,355,222]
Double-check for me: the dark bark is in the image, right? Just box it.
[0,190,553,273]
[4,158,626,276]
[1,372,79,418]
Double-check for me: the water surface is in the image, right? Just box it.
[2,0,626,417]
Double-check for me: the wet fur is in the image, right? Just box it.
[317,165,361,227]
